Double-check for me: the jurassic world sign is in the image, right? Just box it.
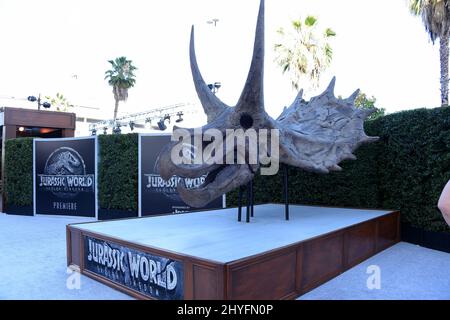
[34,137,97,217]
[84,236,184,300]
[139,134,224,216]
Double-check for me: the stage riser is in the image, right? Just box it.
[67,211,400,300]
[225,212,399,299]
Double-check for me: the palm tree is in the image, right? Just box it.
[44,92,71,112]
[274,16,336,90]
[354,92,385,121]
[104,56,137,123]
[410,0,450,106]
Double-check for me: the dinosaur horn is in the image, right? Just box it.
[312,76,337,102]
[346,89,360,103]
[190,26,228,122]
[236,0,265,112]
[323,76,336,97]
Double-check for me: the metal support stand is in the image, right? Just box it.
[236,168,289,222]
[246,181,251,223]
[237,186,243,222]
[284,165,289,221]
[250,180,254,217]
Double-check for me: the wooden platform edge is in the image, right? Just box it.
[66,210,400,300]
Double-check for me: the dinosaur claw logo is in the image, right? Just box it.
[38,147,94,199]
[146,144,205,202]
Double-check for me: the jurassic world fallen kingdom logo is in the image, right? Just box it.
[144,174,204,202]
[84,236,184,300]
[145,142,205,202]
[38,147,95,199]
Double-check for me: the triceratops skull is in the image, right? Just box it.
[157,0,378,207]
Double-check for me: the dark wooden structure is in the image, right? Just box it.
[67,207,400,300]
[0,107,76,211]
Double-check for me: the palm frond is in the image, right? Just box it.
[304,16,317,27]
[274,15,334,89]
[409,0,450,42]
[105,56,137,89]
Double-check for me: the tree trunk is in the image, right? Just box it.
[440,33,449,107]
[113,99,119,122]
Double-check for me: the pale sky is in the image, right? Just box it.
[0,0,442,120]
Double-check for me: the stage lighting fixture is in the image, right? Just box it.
[113,124,122,134]
[157,119,167,131]
[176,111,184,123]
[163,114,171,123]
[207,82,221,94]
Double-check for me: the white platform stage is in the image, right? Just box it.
[67,204,399,299]
[74,204,392,263]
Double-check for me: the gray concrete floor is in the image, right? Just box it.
[0,213,449,299]
[0,213,130,299]
[299,241,450,300]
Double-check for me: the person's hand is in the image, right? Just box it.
[437,180,450,226]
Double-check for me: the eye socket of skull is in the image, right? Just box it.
[239,113,254,129]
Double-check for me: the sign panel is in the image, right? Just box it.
[84,236,184,300]
[139,134,224,216]
[34,137,97,217]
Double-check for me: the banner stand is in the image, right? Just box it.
[33,136,98,218]
[138,133,225,217]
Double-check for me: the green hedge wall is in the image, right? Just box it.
[231,127,381,209]
[4,138,34,207]
[4,134,139,212]
[375,108,450,232]
[226,123,381,210]
[98,133,138,211]
[227,107,450,233]
[3,107,450,233]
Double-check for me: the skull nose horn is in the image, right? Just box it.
[236,0,265,113]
